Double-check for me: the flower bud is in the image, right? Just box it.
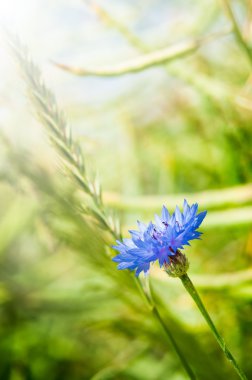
[164,250,189,277]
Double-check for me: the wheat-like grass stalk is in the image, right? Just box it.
[6,33,200,380]
[7,33,121,240]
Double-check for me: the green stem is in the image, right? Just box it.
[222,0,252,65]
[133,276,196,379]
[152,304,197,380]
[147,277,196,380]
[180,273,247,380]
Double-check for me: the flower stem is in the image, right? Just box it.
[142,277,196,380]
[151,305,196,380]
[180,273,247,380]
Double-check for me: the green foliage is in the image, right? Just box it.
[1,1,252,379]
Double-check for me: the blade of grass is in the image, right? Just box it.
[221,0,252,65]
[152,267,252,291]
[53,30,230,77]
[104,183,252,212]
[7,33,197,380]
[121,206,252,232]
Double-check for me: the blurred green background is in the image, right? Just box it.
[0,1,252,379]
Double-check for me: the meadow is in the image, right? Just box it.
[0,1,252,379]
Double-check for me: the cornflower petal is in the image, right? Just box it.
[137,220,147,233]
[161,205,170,223]
[154,214,165,231]
[118,262,136,270]
[112,200,207,276]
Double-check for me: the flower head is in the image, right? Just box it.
[112,200,207,276]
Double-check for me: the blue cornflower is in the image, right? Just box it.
[112,200,207,276]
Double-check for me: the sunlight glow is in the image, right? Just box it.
[0,0,36,30]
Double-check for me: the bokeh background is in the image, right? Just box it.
[0,1,252,379]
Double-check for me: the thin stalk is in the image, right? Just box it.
[7,32,121,241]
[180,273,247,380]
[9,32,195,380]
[153,267,252,291]
[54,39,200,77]
[54,30,230,77]
[137,276,196,380]
[103,183,252,212]
[119,206,252,232]
[83,0,146,52]
[221,0,252,65]
[152,305,196,380]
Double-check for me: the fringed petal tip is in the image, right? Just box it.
[111,199,207,276]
